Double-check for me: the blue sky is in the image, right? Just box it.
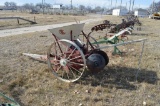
[0,0,159,9]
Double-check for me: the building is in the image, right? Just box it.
[112,9,128,16]
[134,9,149,17]
[52,4,63,9]
[103,9,113,15]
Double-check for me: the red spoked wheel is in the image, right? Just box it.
[47,39,86,82]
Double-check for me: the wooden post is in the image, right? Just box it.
[34,16,36,23]
[17,18,20,24]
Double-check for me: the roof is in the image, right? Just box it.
[53,4,63,6]
[135,8,148,12]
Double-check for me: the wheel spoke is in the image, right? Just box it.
[69,65,82,74]
[63,47,69,58]
[68,66,77,79]
[56,66,62,72]
[69,61,84,66]
[51,63,60,66]
[50,52,64,58]
[66,72,70,79]
[48,39,86,82]
[50,59,60,66]
[61,68,65,79]
[69,55,82,61]
[67,48,76,59]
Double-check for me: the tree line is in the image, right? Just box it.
[148,1,160,13]
[3,2,128,13]
[3,1,160,13]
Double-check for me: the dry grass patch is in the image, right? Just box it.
[0,11,90,30]
[0,15,160,105]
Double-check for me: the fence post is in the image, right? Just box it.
[17,18,20,24]
[34,16,36,23]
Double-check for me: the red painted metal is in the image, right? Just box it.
[52,33,63,53]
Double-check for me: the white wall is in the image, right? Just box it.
[52,5,61,9]
[112,9,120,16]
[134,10,148,17]
[112,9,128,16]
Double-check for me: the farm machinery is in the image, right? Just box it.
[103,15,142,33]
[23,21,146,83]
[0,92,20,106]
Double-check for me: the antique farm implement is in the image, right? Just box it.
[23,23,146,82]
[103,16,141,33]
[90,24,133,54]
[0,92,20,106]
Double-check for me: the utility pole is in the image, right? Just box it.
[129,0,132,13]
[42,0,44,14]
[126,2,128,10]
[152,0,155,13]
[132,0,135,11]
[120,0,122,9]
[71,0,73,9]
[115,0,117,8]
[111,0,112,8]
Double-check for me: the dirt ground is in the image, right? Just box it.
[0,13,160,106]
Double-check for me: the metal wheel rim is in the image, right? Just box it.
[47,39,86,82]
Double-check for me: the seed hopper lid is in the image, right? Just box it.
[48,23,85,40]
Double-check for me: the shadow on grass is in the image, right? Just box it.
[78,66,158,90]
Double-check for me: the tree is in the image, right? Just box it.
[94,6,103,12]
[10,2,17,8]
[23,3,35,10]
[4,2,17,10]
[44,3,52,9]
[4,2,10,7]
[86,6,92,12]
[116,6,128,10]
[79,5,85,11]
[61,5,70,10]
[36,3,43,8]
[36,3,52,9]
[148,1,160,13]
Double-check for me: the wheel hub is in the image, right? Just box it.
[60,59,67,66]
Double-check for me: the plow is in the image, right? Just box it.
[103,15,141,33]
[22,22,146,83]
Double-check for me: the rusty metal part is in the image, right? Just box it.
[91,24,110,32]
[109,20,134,33]
[103,20,110,24]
